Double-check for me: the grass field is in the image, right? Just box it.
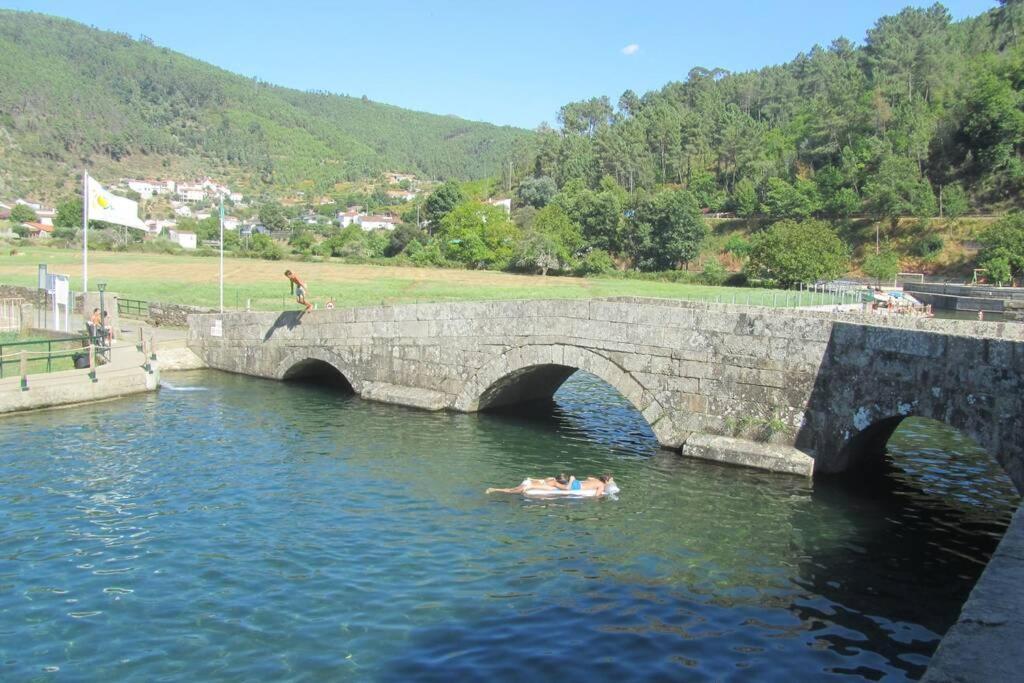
[0,331,95,378]
[0,244,848,311]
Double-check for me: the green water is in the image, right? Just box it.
[0,369,1016,681]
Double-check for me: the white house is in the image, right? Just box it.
[223,216,240,231]
[173,204,193,217]
[229,192,243,203]
[195,211,212,221]
[168,229,197,250]
[145,219,177,235]
[177,185,205,202]
[127,180,159,199]
[15,198,43,210]
[338,208,364,227]
[358,214,397,231]
[386,189,417,202]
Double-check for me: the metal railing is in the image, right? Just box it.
[0,335,105,379]
[117,298,148,318]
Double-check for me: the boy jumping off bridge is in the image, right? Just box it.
[284,270,313,313]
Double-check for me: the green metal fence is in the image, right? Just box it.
[118,298,148,318]
[0,335,104,379]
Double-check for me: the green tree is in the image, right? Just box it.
[258,202,288,231]
[862,249,900,284]
[763,178,819,221]
[516,176,557,208]
[746,219,849,285]
[54,198,83,228]
[732,177,759,221]
[863,155,937,251]
[247,233,284,260]
[939,183,969,220]
[423,181,466,228]
[437,201,519,268]
[10,204,37,223]
[978,212,1024,284]
[513,205,584,275]
[627,189,707,270]
[386,223,427,257]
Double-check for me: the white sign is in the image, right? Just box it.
[211,319,223,337]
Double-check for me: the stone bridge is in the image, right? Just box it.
[188,297,1024,490]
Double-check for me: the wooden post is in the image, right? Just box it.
[137,327,144,352]
[20,350,28,391]
[150,334,157,361]
[88,344,96,381]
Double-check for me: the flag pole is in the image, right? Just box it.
[219,195,224,313]
[82,169,89,294]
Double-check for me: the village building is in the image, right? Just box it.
[337,208,365,227]
[358,214,397,231]
[21,222,53,239]
[386,189,417,202]
[167,229,197,250]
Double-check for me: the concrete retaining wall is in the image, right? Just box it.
[0,353,158,414]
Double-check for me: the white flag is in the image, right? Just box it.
[85,174,148,230]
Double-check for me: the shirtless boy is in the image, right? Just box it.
[284,270,313,313]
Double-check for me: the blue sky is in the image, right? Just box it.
[3,0,999,128]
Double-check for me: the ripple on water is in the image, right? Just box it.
[0,369,1015,681]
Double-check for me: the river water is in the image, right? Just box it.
[0,370,1016,681]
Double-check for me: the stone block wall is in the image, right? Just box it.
[187,297,1024,490]
[147,302,215,327]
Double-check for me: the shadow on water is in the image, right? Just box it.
[790,417,1017,680]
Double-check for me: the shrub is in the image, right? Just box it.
[912,233,944,259]
[574,249,616,276]
[700,258,728,285]
[723,234,752,258]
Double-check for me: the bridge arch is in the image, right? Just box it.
[453,344,672,445]
[835,402,1022,494]
[274,348,363,394]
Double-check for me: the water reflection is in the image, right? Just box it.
[0,370,1015,681]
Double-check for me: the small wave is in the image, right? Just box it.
[159,381,208,392]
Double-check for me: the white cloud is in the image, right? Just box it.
[621,44,640,56]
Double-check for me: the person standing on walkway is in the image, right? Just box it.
[284,270,313,313]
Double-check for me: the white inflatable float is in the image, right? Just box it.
[520,479,620,498]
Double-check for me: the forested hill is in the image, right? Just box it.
[533,2,1023,217]
[0,10,533,199]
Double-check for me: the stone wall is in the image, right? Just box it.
[1006,301,1024,322]
[147,301,215,327]
[187,298,1024,489]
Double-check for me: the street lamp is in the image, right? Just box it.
[97,282,106,344]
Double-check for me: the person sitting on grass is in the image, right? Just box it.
[284,269,313,313]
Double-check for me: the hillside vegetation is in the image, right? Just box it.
[0,10,533,200]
